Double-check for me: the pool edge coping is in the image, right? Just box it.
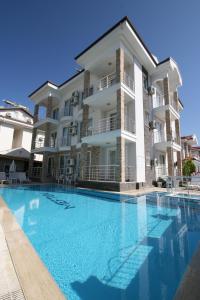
[0,196,67,300]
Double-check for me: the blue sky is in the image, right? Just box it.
[0,0,199,139]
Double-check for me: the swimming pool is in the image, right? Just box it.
[0,185,200,300]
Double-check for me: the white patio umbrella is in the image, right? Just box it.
[9,160,16,173]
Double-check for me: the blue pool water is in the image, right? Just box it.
[1,185,200,300]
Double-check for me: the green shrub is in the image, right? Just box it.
[183,160,196,176]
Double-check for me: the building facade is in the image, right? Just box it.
[0,106,43,173]
[181,134,200,174]
[29,17,183,191]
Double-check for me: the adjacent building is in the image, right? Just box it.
[29,16,183,191]
[0,105,43,173]
[181,134,200,174]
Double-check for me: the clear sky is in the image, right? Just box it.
[0,0,199,139]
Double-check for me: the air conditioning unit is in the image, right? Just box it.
[66,167,73,175]
[69,126,77,136]
[71,91,79,106]
[70,121,77,127]
[67,158,75,166]
[149,120,156,130]
[147,86,155,96]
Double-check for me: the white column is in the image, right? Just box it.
[134,58,145,182]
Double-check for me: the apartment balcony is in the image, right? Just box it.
[154,130,181,151]
[82,115,120,145]
[84,72,135,108]
[153,93,180,120]
[31,138,57,153]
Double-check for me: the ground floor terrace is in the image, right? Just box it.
[29,140,182,191]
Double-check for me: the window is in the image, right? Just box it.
[143,72,148,91]
[52,108,59,120]
[146,151,151,166]
[64,99,73,116]
[62,127,71,146]
[50,132,57,147]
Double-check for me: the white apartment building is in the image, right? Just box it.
[0,106,43,173]
[29,16,183,191]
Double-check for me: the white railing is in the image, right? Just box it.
[34,138,57,149]
[98,72,116,91]
[87,115,117,136]
[125,118,135,134]
[81,165,118,182]
[31,167,42,178]
[154,130,166,143]
[123,72,135,92]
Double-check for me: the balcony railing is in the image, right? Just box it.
[123,72,135,92]
[34,138,57,149]
[98,72,116,91]
[86,115,117,136]
[84,71,135,99]
[81,165,118,182]
[154,130,180,145]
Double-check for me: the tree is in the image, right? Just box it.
[183,160,196,176]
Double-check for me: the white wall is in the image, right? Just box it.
[21,129,32,151]
[134,59,146,182]
[0,124,14,151]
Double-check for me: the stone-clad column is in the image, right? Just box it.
[28,153,35,178]
[175,119,181,145]
[173,91,179,111]
[177,151,182,176]
[91,146,100,165]
[41,153,49,182]
[116,137,125,182]
[82,105,89,138]
[44,123,50,147]
[167,147,174,176]
[46,96,53,118]
[116,48,124,83]
[116,89,125,130]
[165,110,172,141]
[163,77,170,105]
[84,70,90,98]
[33,104,39,123]
[80,143,88,180]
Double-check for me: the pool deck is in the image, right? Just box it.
[0,196,66,300]
[1,184,200,300]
